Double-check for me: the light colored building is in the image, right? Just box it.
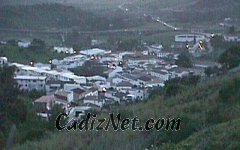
[67,106,92,120]
[224,35,240,42]
[45,80,62,95]
[34,95,55,112]
[34,95,55,120]
[18,41,31,48]
[14,75,46,91]
[83,96,105,108]
[0,57,8,67]
[54,47,74,54]
[149,69,170,81]
[175,34,205,43]
[80,48,106,56]
[147,44,163,52]
[54,90,74,106]
[115,81,133,91]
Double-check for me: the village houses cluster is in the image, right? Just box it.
[0,33,225,120]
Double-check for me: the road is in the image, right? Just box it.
[118,2,180,31]
[0,27,181,35]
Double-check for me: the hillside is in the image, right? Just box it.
[12,69,240,149]
[0,3,142,31]
[178,119,240,149]
[172,0,240,23]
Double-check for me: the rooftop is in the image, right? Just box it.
[34,95,55,103]
[55,90,71,97]
[80,48,106,56]
[72,88,86,94]
[116,81,133,87]
[138,76,152,82]
[14,75,46,80]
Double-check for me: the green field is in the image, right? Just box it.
[0,45,66,64]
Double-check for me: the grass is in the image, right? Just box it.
[0,45,66,64]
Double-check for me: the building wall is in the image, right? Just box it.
[15,78,46,91]
[175,34,205,42]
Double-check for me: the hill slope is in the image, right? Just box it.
[12,70,240,149]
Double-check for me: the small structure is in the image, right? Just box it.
[18,41,31,48]
[0,57,8,67]
[54,47,74,54]
[175,34,205,43]
[54,90,74,106]
[34,95,55,119]
[80,48,106,56]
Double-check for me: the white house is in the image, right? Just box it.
[45,80,62,95]
[149,69,170,81]
[18,41,31,48]
[54,90,74,106]
[145,79,165,88]
[147,44,163,52]
[224,36,240,42]
[169,67,190,78]
[67,106,92,120]
[80,48,106,56]
[108,66,123,78]
[14,75,46,91]
[54,47,74,54]
[175,34,205,43]
[83,96,105,108]
[115,81,133,91]
[0,57,8,67]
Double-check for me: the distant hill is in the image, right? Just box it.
[166,0,240,22]
[0,3,140,30]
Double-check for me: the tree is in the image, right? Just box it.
[218,46,240,69]
[229,26,235,34]
[175,51,193,68]
[204,66,220,77]
[210,35,225,48]
[48,104,65,131]
[0,66,27,148]
[29,38,46,51]
[164,75,200,97]
[0,66,27,125]
[70,61,106,77]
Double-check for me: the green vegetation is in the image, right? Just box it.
[0,4,109,30]
[175,51,193,68]
[0,43,66,64]
[70,60,107,77]
[11,67,240,149]
[0,67,64,149]
[210,35,239,50]
[218,46,240,69]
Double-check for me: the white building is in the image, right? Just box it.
[54,47,74,54]
[147,44,163,52]
[149,69,170,81]
[18,41,31,48]
[0,57,8,66]
[83,96,105,108]
[54,90,74,106]
[115,81,133,91]
[175,34,205,43]
[14,75,46,91]
[80,48,106,56]
[224,36,240,42]
[67,106,91,120]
